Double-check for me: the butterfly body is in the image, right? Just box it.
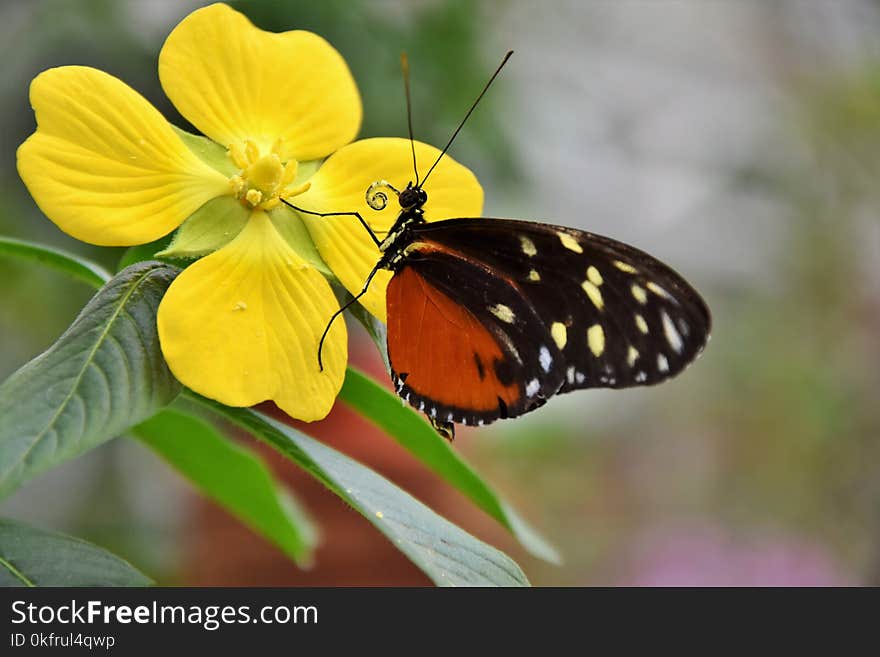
[373,183,711,440]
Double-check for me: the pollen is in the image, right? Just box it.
[227,139,310,211]
[520,236,537,256]
[581,279,604,309]
[587,266,603,286]
[631,284,648,304]
[489,303,515,323]
[587,324,605,357]
[557,232,583,253]
[551,322,567,349]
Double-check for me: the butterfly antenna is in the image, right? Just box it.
[401,52,420,186]
[420,50,513,186]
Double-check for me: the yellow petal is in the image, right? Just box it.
[295,137,483,320]
[159,3,361,162]
[157,211,347,421]
[17,66,228,247]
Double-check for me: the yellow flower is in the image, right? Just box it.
[16,3,482,421]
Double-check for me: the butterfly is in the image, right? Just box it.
[285,52,711,440]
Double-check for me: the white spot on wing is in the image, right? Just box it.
[566,365,576,384]
[657,353,669,372]
[677,317,690,337]
[539,345,553,372]
[662,311,684,353]
[525,378,540,397]
[635,371,647,383]
[575,371,586,384]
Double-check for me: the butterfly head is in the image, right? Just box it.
[398,183,427,212]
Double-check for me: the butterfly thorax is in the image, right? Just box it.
[376,183,428,270]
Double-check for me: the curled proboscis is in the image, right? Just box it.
[365,180,400,211]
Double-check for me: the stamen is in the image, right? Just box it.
[228,139,310,210]
[244,140,259,163]
[228,143,249,170]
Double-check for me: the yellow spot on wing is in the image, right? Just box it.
[631,284,647,304]
[614,260,637,274]
[551,322,567,349]
[375,511,384,519]
[528,269,541,281]
[627,345,639,366]
[520,236,537,256]
[647,281,672,300]
[587,324,605,356]
[587,266,603,286]
[635,314,648,334]
[581,280,604,309]
[489,303,515,323]
[557,232,583,253]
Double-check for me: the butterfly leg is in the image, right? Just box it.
[280,199,382,248]
[315,262,385,371]
[429,416,455,442]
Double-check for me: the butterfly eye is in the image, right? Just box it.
[398,186,427,210]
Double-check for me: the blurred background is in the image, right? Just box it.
[1,0,879,586]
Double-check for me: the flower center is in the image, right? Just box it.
[227,139,310,210]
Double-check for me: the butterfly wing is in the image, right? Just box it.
[386,250,565,427]
[386,217,710,426]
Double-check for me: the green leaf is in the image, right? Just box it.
[0,262,182,498]
[0,236,110,290]
[191,394,530,587]
[340,367,561,564]
[0,517,152,587]
[134,407,317,567]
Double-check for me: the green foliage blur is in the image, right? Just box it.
[1,0,878,585]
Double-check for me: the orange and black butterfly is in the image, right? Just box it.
[286,52,710,440]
